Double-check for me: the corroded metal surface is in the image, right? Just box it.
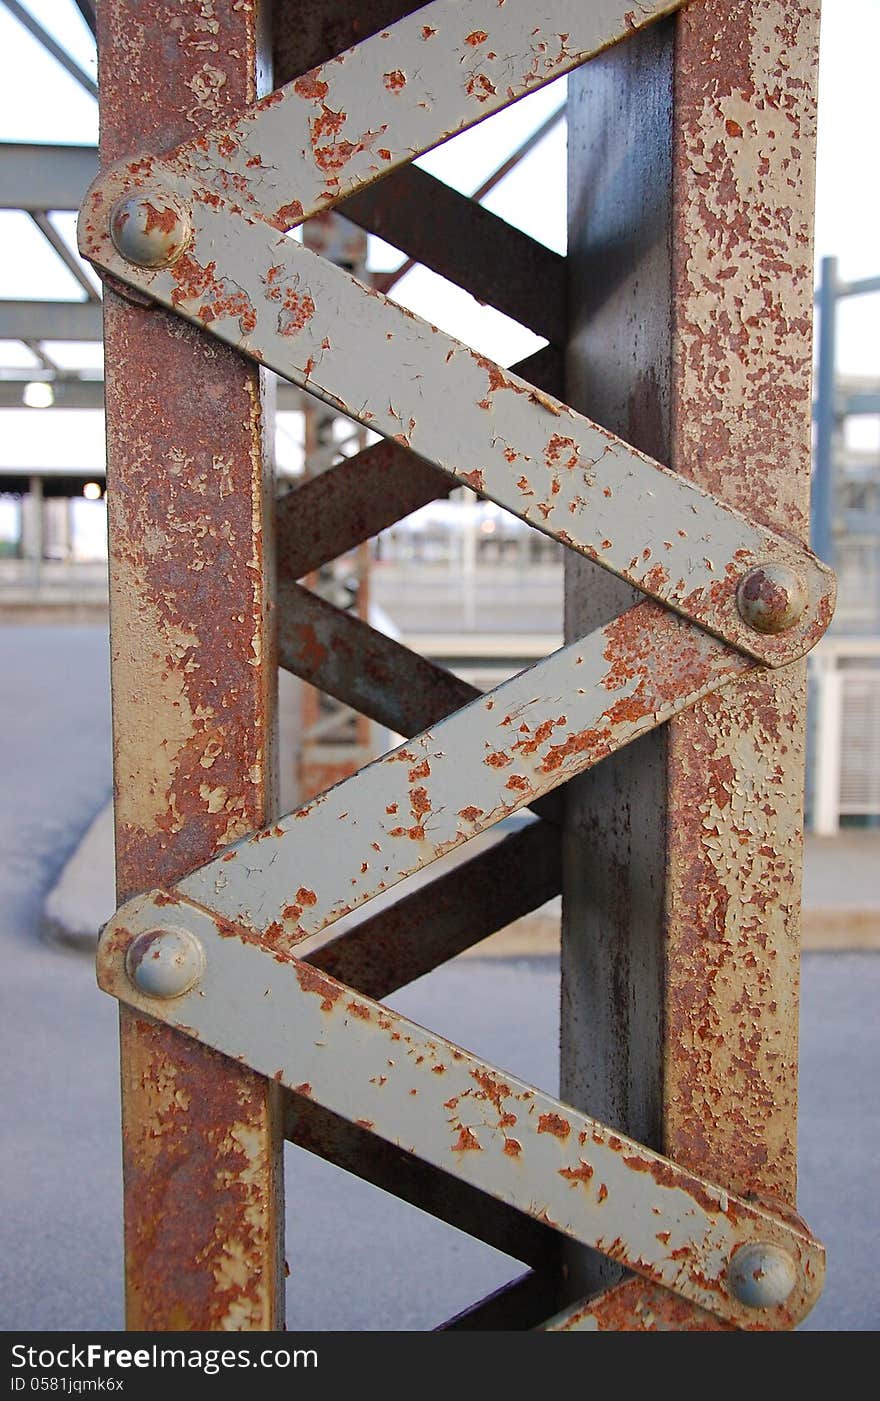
[662,0,821,1199]
[97,891,825,1331]
[543,1277,724,1332]
[561,0,823,1329]
[175,602,752,945]
[80,164,833,665]
[99,0,283,1331]
[278,577,478,736]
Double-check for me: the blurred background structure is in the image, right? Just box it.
[0,0,878,1333]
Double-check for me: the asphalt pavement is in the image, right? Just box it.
[1,624,877,1332]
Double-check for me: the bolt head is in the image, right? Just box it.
[110,190,192,269]
[736,563,808,635]
[728,1242,798,1309]
[126,927,205,999]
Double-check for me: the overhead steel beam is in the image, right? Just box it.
[30,212,100,302]
[0,143,98,211]
[0,0,97,98]
[0,300,102,342]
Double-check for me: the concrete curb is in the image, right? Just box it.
[42,799,115,952]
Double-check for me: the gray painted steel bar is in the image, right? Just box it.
[175,600,752,942]
[105,0,687,231]
[96,892,824,1330]
[80,190,834,666]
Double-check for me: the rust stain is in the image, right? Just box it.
[537,1113,571,1140]
[452,1127,482,1153]
[661,0,821,1202]
[101,0,281,1330]
[559,1160,594,1185]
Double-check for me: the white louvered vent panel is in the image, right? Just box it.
[840,668,880,814]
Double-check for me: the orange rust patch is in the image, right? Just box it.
[484,750,511,769]
[295,964,340,1012]
[470,1068,511,1114]
[545,433,579,469]
[294,73,329,101]
[143,201,180,235]
[272,200,304,229]
[559,1160,594,1185]
[504,1139,522,1157]
[461,469,485,490]
[458,806,484,822]
[505,774,530,792]
[383,69,406,92]
[452,1127,482,1152]
[538,1113,571,1139]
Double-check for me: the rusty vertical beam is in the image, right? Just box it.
[562,0,819,1313]
[664,0,819,1199]
[98,0,283,1329]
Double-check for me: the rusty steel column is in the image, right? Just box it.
[563,0,820,1314]
[98,0,284,1329]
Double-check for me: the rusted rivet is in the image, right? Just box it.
[110,190,192,269]
[727,1242,798,1309]
[126,927,205,999]
[736,563,808,635]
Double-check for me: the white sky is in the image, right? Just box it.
[0,0,877,488]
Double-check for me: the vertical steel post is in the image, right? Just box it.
[813,255,838,566]
[98,0,284,1329]
[563,0,820,1316]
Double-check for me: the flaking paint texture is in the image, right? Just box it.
[664,0,820,1199]
[99,0,282,1331]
